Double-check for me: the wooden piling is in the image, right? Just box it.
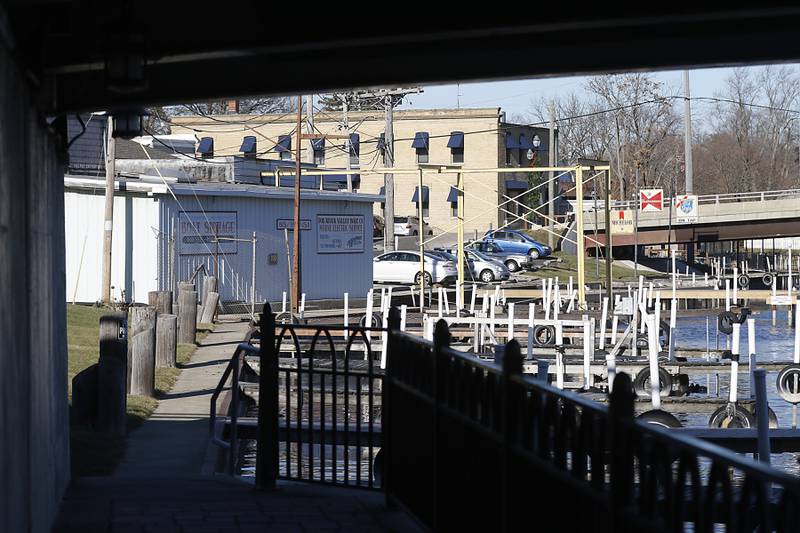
[156,314,178,368]
[148,290,173,315]
[129,307,157,397]
[199,291,219,324]
[97,313,128,434]
[178,290,198,344]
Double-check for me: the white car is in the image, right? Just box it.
[373,251,457,285]
[393,216,433,237]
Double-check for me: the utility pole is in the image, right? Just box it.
[683,70,694,194]
[101,115,116,304]
[292,95,303,313]
[384,95,395,251]
[548,101,556,249]
[340,94,352,192]
[305,95,315,164]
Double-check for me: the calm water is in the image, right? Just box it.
[671,308,800,475]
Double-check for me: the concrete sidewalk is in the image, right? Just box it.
[114,320,250,477]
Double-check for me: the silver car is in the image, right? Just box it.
[435,247,510,283]
[467,240,532,273]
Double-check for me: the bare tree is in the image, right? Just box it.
[144,96,297,134]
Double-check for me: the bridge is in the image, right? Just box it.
[583,189,800,252]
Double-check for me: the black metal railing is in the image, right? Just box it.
[239,304,384,489]
[383,314,800,532]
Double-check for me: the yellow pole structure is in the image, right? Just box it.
[576,165,586,309]
[457,172,465,310]
[418,168,425,313]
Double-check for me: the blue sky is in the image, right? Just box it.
[395,65,791,122]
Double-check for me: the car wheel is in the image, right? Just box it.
[480,269,495,283]
[414,271,432,286]
[528,249,540,259]
[505,260,519,272]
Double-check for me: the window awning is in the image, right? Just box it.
[518,134,534,150]
[446,186,459,203]
[198,137,214,154]
[412,132,429,149]
[505,132,520,149]
[311,138,325,151]
[379,186,385,196]
[505,179,528,191]
[447,131,464,149]
[276,135,292,152]
[239,135,256,154]
[411,185,430,203]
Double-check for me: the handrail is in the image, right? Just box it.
[608,188,800,211]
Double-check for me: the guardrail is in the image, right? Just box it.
[610,188,800,211]
[383,313,800,532]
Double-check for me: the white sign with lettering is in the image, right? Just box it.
[179,211,238,255]
[317,215,365,254]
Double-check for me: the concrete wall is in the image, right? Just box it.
[0,42,70,532]
[170,109,548,235]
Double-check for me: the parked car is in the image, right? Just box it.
[435,247,510,283]
[373,250,457,285]
[429,250,474,279]
[394,215,433,237]
[484,229,551,258]
[467,240,532,273]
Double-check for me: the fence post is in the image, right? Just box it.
[383,306,401,504]
[256,302,278,489]
[432,319,451,533]
[97,312,128,435]
[501,340,523,533]
[609,372,635,530]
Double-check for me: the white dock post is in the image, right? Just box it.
[671,250,677,300]
[409,284,416,307]
[380,303,389,369]
[647,282,653,308]
[365,289,374,354]
[606,353,617,393]
[379,287,386,316]
[583,319,592,390]
[654,292,662,350]
[729,322,741,403]
[455,281,462,311]
[507,302,515,341]
[528,303,535,326]
[725,280,731,311]
[600,296,608,350]
[443,287,451,315]
[610,314,619,345]
[470,284,477,314]
[646,314,662,410]
[794,304,800,364]
[282,291,287,313]
[553,282,560,321]
[555,322,564,390]
[753,369,771,464]
[544,278,552,320]
[437,287,443,318]
[386,287,393,311]
[733,267,739,305]
[400,305,407,332]
[343,292,349,341]
[490,296,497,335]
[747,317,756,399]
[300,293,306,320]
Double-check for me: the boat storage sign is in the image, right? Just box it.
[317,215,365,253]
[179,211,238,255]
[675,195,699,223]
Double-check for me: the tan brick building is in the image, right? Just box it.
[170,108,553,235]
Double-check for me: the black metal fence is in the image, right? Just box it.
[383,315,800,532]
[253,304,384,489]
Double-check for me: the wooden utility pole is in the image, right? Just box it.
[292,95,303,313]
[683,70,694,194]
[547,102,556,249]
[101,115,116,303]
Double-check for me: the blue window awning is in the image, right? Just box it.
[412,132,429,149]
[311,138,325,151]
[518,134,534,150]
[505,132,520,149]
[447,131,464,149]
[239,135,256,154]
[446,186,459,203]
[276,135,292,153]
[198,137,214,155]
[379,186,385,196]
[411,185,430,204]
[505,179,528,191]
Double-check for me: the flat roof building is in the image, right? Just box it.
[170,107,556,236]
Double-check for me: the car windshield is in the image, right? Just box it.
[468,249,492,261]
[393,216,408,223]
[423,251,443,261]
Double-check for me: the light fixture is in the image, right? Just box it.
[111,108,147,139]
[105,31,147,94]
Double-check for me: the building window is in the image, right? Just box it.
[447,186,459,218]
[312,138,325,166]
[451,202,458,217]
[276,134,292,161]
[412,185,429,218]
[447,131,464,164]
[412,131,430,165]
[348,133,360,167]
[505,131,520,166]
